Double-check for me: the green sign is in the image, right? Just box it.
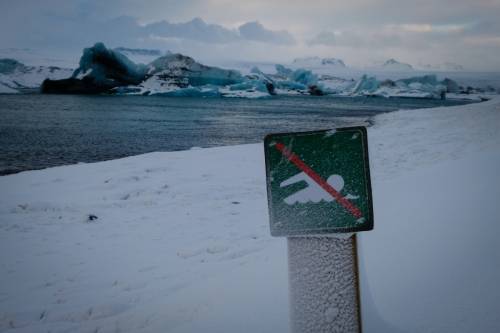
[264,127,373,236]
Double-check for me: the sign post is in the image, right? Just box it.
[264,127,373,333]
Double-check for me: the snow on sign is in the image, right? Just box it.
[264,127,374,236]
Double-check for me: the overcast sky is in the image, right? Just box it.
[1,0,500,70]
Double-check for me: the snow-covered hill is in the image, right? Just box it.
[380,58,414,71]
[292,56,347,68]
[419,62,465,71]
[1,97,499,332]
[0,58,72,93]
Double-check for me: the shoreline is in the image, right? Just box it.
[1,95,473,176]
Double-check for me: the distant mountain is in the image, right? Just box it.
[419,62,465,71]
[0,58,72,93]
[292,57,346,68]
[381,58,414,71]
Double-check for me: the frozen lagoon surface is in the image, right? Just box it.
[0,94,468,175]
[1,97,500,332]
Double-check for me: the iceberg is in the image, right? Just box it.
[318,75,356,94]
[34,42,489,99]
[155,86,221,97]
[147,53,243,87]
[75,42,147,85]
[270,64,322,95]
[275,64,293,77]
[348,74,452,99]
[290,68,318,86]
[352,75,380,94]
[42,43,244,95]
[42,43,148,94]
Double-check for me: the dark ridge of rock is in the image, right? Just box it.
[41,77,115,94]
[308,85,324,96]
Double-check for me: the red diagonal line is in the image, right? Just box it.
[274,142,363,219]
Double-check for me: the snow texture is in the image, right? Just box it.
[1,96,500,332]
[0,58,72,93]
[288,237,359,333]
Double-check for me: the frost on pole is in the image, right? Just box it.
[264,127,373,236]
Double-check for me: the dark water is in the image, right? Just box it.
[0,94,470,175]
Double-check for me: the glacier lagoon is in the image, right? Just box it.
[0,94,471,175]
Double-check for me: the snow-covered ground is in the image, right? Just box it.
[1,98,500,332]
[0,58,73,93]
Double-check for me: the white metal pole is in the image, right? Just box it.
[287,235,361,333]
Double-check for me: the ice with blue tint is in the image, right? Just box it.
[158,86,221,97]
[275,64,293,77]
[250,66,264,75]
[38,42,468,99]
[228,80,268,92]
[0,58,25,74]
[290,68,318,86]
[271,64,320,92]
[275,80,307,91]
[349,74,452,98]
[352,75,380,94]
[148,53,243,87]
[73,42,148,85]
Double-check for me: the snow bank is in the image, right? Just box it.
[1,97,500,331]
[0,145,289,333]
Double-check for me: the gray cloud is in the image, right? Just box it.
[238,21,295,45]
[0,9,295,50]
[144,18,240,43]
[307,31,336,46]
[1,0,500,70]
